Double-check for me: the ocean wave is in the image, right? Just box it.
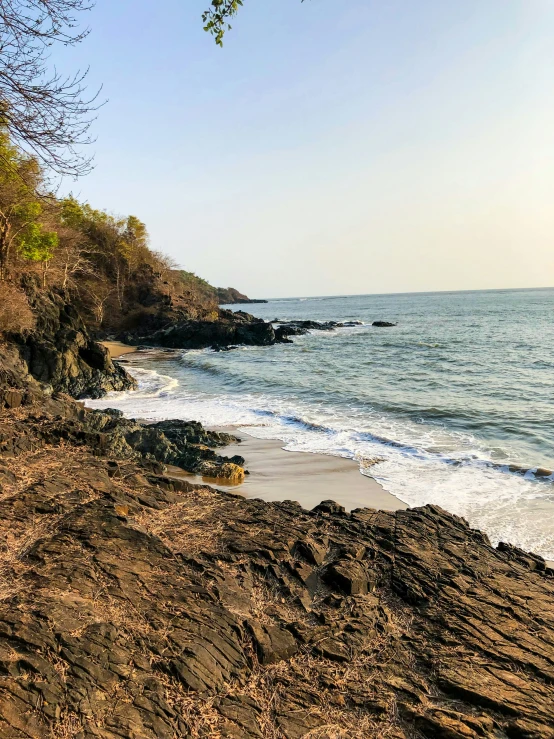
[88,366,553,488]
[86,287,554,560]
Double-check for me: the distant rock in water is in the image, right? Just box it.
[217,287,268,304]
[123,314,361,351]
[372,320,397,327]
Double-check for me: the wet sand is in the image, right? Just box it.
[169,427,407,512]
[102,341,138,359]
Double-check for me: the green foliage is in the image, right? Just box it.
[0,128,223,326]
[203,0,306,45]
[202,0,243,46]
[0,126,58,278]
[60,196,86,229]
[18,223,58,264]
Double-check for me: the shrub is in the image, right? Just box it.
[0,284,35,334]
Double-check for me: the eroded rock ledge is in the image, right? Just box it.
[0,400,553,738]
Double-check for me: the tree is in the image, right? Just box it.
[18,221,58,285]
[202,0,244,46]
[83,279,113,326]
[0,128,57,280]
[0,0,100,177]
[203,0,305,45]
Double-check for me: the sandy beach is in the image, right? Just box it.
[168,427,407,512]
[102,341,138,359]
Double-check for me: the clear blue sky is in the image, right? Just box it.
[54,0,554,298]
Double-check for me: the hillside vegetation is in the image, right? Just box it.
[0,127,257,337]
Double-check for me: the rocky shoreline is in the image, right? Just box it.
[0,296,553,738]
[116,312,373,351]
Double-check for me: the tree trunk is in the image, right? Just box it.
[0,217,11,281]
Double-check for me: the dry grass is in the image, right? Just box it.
[156,673,225,738]
[236,638,400,739]
[0,513,64,600]
[133,486,227,557]
[0,441,112,601]
[0,284,35,335]
[49,711,84,739]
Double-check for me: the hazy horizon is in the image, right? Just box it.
[231,284,554,302]
[52,0,554,298]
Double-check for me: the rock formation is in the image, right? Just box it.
[123,316,367,351]
[216,287,268,305]
[123,309,276,350]
[10,288,135,399]
[0,397,552,738]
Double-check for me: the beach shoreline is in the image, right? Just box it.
[102,341,138,359]
[98,343,407,513]
[167,425,407,513]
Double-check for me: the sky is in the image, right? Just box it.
[52,0,554,298]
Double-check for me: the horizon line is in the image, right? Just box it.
[251,285,554,302]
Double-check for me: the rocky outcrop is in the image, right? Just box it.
[10,289,136,399]
[0,341,43,410]
[119,313,367,352]
[217,287,268,304]
[2,284,135,400]
[372,320,396,327]
[273,319,364,343]
[125,309,276,350]
[0,397,245,480]
[0,399,553,738]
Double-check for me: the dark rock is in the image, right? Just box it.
[0,393,553,737]
[249,621,298,664]
[12,288,136,398]
[133,312,275,350]
[273,320,340,342]
[312,499,347,516]
[217,287,268,304]
[322,559,374,595]
[3,389,23,408]
[372,321,397,327]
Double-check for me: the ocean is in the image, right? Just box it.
[87,287,554,560]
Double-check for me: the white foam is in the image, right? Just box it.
[86,362,554,561]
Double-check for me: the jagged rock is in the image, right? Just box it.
[372,320,396,327]
[0,400,246,480]
[273,320,342,343]
[198,460,245,481]
[323,559,374,595]
[125,313,355,351]
[149,419,238,448]
[11,288,136,398]
[2,389,22,408]
[0,400,553,737]
[249,621,298,664]
[130,310,275,350]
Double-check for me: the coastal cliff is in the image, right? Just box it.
[216,287,268,304]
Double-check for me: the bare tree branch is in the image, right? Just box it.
[0,1,101,177]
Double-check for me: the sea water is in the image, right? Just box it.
[87,287,554,560]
